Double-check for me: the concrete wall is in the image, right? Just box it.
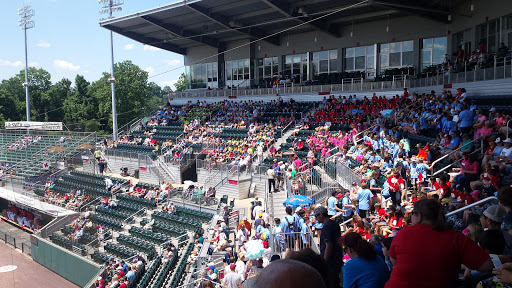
[182,2,512,87]
[31,236,102,288]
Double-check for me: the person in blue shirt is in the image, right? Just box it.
[446,131,462,152]
[126,266,135,282]
[280,206,297,253]
[342,232,390,288]
[326,191,338,216]
[457,106,474,134]
[357,182,372,219]
[300,216,312,248]
[337,190,354,229]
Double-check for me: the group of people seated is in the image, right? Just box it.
[98,255,145,288]
[5,203,40,230]
[43,179,90,210]
[6,135,41,150]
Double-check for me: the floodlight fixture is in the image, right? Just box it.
[98,0,125,141]
[19,5,35,122]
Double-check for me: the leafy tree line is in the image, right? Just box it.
[0,60,172,135]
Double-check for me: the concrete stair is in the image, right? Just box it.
[270,189,289,221]
[102,156,159,185]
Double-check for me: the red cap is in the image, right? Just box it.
[230,263,236,271]
[336,193,343,198]
[263,241,269,249]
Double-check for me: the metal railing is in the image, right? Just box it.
[410,57,512,88]
[507,120,511,139]
[270,229,319,257]
[22,242,31,256]
[281,120,296,138]
[352,124,378,146]
[446,196,497,217]
[169,78,410,100]
[430,137,483,177]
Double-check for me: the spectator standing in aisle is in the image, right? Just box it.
[94,149,101,161]
[267,166,276,192]
[98,159,105,175]
[326,191,337,217]
[314,206,343,288]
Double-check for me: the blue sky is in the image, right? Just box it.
[0,0,185,89]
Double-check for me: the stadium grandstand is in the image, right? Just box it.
[1,0,512,288]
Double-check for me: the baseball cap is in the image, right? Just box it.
[490,107,497,112]
[295,207,302,213]
[336,193,343,198]
[230,263,236,271]
[483,205,507,223]
[314,206,327,217]
[504,138,512,144]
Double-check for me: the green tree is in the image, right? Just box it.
[63,75,95,131]
[41,78,71,122]
[90,60,158,133]
[16,68,52,121]
[174,73,187,91]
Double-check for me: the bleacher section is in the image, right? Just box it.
[0,131,95,178]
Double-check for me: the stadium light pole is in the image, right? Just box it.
[18,6,35,122]
[99,0,124,141]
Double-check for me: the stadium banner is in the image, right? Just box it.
[4,121,63,131]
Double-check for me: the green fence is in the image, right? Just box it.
[31,236,101,288]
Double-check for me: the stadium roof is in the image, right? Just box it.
[100,0,461,55]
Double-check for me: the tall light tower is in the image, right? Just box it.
[18,6,35,122]
[99,0,124,141]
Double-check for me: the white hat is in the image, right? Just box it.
[295,207,302,213]
[504,138,512,144]
[490,107,497,112]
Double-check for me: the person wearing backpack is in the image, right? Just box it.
[280,206,296,254]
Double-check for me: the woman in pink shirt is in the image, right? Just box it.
[474,121,493,140]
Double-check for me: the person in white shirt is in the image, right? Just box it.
[104,178,113,191]
[236,224,249,248]
[262,210,270,225]
[257,144,264,162]
[235,254,246,281]
[253,202,264,220]
[223,264,242,288]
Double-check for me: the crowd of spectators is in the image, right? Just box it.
[6,135,41,150]
[42,178,90,210]
[245,86,512,287]
[97,255,145,288]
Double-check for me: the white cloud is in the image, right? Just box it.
[37,41,51,48]
[124,44,134,50]
[144,66,154,75]
[166,59,182,66]
[143,45,161,51]
[54,60,80,71]
[29,61,39,66]
[0,59,23,67]
[161,79,178,89]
